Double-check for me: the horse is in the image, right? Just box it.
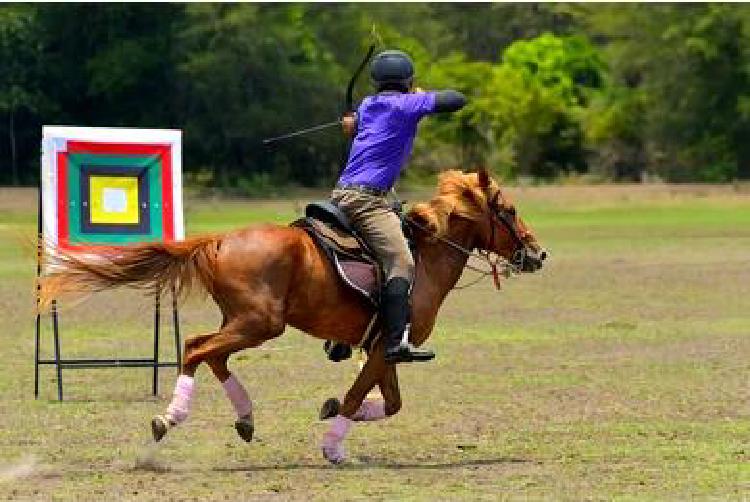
[38,168,546,464]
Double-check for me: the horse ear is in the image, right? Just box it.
[477,168,490,188]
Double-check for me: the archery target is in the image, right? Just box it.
[41,126,183,251]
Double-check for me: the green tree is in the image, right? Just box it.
[420,33,606,179]
[419,53,495,173]
[433,4,575,62]
[581,4,750,181]
[33,4,183,127]
[582,85,646,181]
[0,5,47,185]
[7,3,750,186]
[178,4,353,189]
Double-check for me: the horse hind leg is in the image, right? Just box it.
[205,354,254,443]
[151,331,218,441]
[151,315,277,442]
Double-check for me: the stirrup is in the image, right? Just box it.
[384,342,435,364]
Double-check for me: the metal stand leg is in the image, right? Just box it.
[172,286,182,372]
[52,300,63,401]
[34,183,43,399]
[153,294,160,396]
[34,313,40,399]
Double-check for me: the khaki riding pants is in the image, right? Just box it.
[331,189,414,284]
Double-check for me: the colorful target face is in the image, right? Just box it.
[41,126,184,251]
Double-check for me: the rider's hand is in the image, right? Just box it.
[341,113,357,137]
[412,86,425,93]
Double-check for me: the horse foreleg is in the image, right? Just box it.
[321,345,385,464]
[337,359,400,423]
[206,355,254,442]
[379,364,402,417]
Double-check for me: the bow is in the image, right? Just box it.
[336,43,375,173]
[344,44,375,114]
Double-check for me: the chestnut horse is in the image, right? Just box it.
[38,169,546,464]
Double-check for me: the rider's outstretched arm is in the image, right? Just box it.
[434,90,467,113]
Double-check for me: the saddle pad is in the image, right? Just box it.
[291,217,381,305]
[334,254,378,301]
[309,219,362,255]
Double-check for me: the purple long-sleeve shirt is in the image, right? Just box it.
[337,91,438,191]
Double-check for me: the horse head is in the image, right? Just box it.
[409,169,547,274]
[473,168,546,273]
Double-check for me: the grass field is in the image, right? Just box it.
[0,184,749,500]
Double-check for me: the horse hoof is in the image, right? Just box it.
[321,434,346,465]
[321,446,345,465]
[319,397,340,420]
[234,416,254,442]
[151,415,170,442]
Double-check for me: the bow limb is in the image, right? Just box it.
[337,44,375,176]
[345,44,375,113]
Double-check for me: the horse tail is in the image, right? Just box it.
[37,235,221,312]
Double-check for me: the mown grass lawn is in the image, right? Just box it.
[0,184,748,500]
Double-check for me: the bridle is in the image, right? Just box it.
[402,188,531,291]
[487,190,528,272]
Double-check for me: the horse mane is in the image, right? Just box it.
[408,170,497,237]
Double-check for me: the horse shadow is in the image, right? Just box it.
[213,457,535,472]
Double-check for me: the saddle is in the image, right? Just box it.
[292,201,383,306]
[292,199,415,303]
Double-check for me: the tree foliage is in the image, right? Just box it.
[2,3,750,187]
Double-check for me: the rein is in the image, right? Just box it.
[402,214,516,291]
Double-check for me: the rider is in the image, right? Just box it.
[332,49,467,364]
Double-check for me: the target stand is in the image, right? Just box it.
[35,126,184,401]
[34,289,182,401]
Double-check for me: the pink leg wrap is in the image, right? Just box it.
[222,373,252,418]
[321,415,352,465]
[166,375,195,424]
[351,399,386,422]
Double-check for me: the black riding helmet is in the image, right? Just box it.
[370,50,414,92]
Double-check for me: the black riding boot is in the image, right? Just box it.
[382,277,435,364]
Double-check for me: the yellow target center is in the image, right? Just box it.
[90,176,140,224]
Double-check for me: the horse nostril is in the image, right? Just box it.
[539,250,548,261]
